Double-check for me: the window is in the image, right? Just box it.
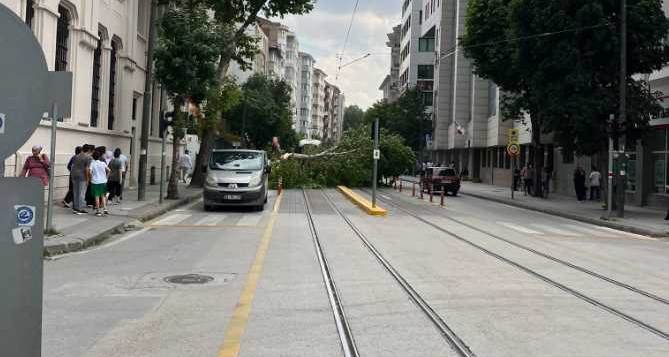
[132,96,139,121]
[90,32,103,127]
[108,40,119,130]
[417,65,434,80]
[55,6,71,71]
[25,0,34,28]
[422,91,433,106]
[419,10,423,24]
[419,38,435,52]
[482,150,487,168]
[137,0,149,37]
[488,82,498,117]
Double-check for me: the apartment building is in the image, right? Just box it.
[228,22,269,84]
[297,52,315,137]
[1,0,176,198]
[311,68,327,138]
[379,25,402,103]
[323,82,345,143]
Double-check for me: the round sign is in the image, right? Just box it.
[0,5,51,160]
[15,205,35,226]
[507,143,520,157]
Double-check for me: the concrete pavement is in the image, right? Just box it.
[42,188,669,356]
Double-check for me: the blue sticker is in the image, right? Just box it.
[15,205,36,227]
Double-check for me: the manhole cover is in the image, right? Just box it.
[164,274,214,285]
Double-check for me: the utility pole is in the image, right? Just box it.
[617,0,627,218]
[45,103,58,233]
[138,0,158,201]
[372,118,380,208]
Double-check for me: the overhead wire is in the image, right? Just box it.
[337,0,361,79]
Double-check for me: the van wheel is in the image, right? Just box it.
[264,194,268,204]
[204,204,213,212]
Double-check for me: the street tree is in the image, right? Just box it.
[227,74,298,151]
[462,0,669,197]
[154,2,225,199]
[365,88,431,153]
[189,0,316,187]
[343,105,365,131]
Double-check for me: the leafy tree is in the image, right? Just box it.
[343,105,366,131]
[227,74,298,151]
[365,88,431,153]
[189,0,316,187]
[463,0,669,196]
[154,2,225,199]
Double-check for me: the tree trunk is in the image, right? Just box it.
[166,105,182,199]
[189,55,233,187]
[531,115,544,198]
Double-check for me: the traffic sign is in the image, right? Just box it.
[507,143,520,157]
[373,149,380,160]
[507,128,520,145]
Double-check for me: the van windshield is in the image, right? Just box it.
[210,151,264,171]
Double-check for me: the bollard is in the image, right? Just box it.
[412,183,416,197]
[150,166,156,185]
[429,186,434,203]
[399,180,403,192]
[440,189,445,207]
[420,184,424,200]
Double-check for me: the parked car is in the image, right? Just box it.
[421,166,461,196]
[203,149,270,211]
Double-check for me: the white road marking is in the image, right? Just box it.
[194,215,226,226]
[531,224,580,236]
[562,224,610,237]
[380,194,393,201]
[237,214,263,227]
[498,222,543,235]
[593,226,657,240]
[153,214,191,226]
[46,227,152,260]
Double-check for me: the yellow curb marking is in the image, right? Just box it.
[218,192,284,357]
[146,224,261,229]
[337,185,387,216]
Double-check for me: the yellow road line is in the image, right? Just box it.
[146,224,261,229]
[218,192,284,357]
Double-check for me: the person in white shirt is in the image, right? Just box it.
[90,151,110,216]
[115,148,128,200]
[589,167,602,200]
[178,150,193,183]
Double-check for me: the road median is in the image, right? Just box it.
[337,186,387,216]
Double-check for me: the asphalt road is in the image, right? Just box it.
[42,188,669,356]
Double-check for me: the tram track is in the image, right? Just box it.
[311,189,477,357]
[367,189,669,341]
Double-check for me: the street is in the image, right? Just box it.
[43,189,669,357]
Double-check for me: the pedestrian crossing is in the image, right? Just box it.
[150,213,266,228]
[495,221,651,239]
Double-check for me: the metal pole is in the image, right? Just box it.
[511,155,515,200]
[138,0,158,201]
[607,125,614,218]
[241,99,247,149]
[617,0,627,218]
[46,102,58,232]
[372,118,379,208]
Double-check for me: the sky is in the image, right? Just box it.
[277,0,401,110]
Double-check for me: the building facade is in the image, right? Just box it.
[311,68,327,138]
[379,24,402,103]
[323,82,345,143]
[227,22,269,84]
[2,0,178,199]
[297,52,315,137]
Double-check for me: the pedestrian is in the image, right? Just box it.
[20,145,50,186]
[589,166,602,200]
[520,164,529,195]
[513,167,521,191]
[178,150,193,183]
[62,146,82,207]
[116,148,128,200]
[527,164,536,196]
[70,145,93,215]
[107,149,124,204]
[542,167,552,198]
[90,150,110,216]
[574,166,587,202]
[104,149,114,166]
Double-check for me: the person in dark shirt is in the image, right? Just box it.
[62,146,82,207]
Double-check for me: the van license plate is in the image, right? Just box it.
[224,195,242,200]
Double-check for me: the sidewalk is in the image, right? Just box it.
[398,176,669,238]
[45,183,201,256]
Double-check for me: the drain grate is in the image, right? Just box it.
[164,274,214,285]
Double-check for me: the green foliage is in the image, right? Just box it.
[227,74,299,151]
[462,0,669,155]
[365,89,431,152]
[269,127,415,189]
[343,105,366,131]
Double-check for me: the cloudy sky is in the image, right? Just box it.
[277,0,401,109]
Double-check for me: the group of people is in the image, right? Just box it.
[515,164,553,198]
[573,166,601,202]
[63,145,128,217]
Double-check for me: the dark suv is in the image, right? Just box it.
[421,167,461,196]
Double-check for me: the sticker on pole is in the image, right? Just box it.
[373,149,380,160]
[15,205,36,227]
[11,227,33,245]
[0,113,5,134]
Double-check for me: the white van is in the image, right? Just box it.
[203,149,270,211]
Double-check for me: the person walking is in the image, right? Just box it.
[62,146,82,207]
[521,164,529,195]
[70,145,93,215]
[574,166,587,202]
[513,167,521,191]
[20,145,50,186]
[527,164,536,196]
[90,150,110,216]
[589,167,602,200]
[116,148,128,200]
[178,150,193,183]
[107,149,124,204]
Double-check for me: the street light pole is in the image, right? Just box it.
[617,0,627,218]
[372,118,379,208]
[138,0,158,201]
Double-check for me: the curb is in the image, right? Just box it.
[461,191,669,239]
[43,192,202,256]
[337,185,387,216]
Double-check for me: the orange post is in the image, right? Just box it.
[412,183,416,197]
[440,189,445,207]
[429,185,434,203]
[399,180,403,192]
